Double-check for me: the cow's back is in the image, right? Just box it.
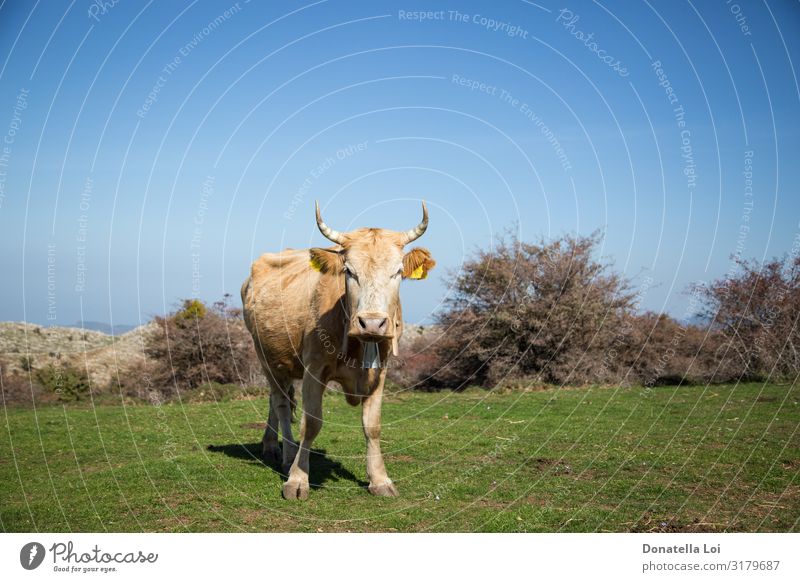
[242,249,318,379]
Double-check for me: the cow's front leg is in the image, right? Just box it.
[362,375,398,497]
[283,371,324,500]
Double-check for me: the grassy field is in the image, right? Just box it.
[1,383,798,532]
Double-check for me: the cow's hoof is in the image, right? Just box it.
[262,442,281,463]
[368,480,399,497]
[282,478,309,500]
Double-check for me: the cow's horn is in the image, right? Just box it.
[402,201,428,244]
[315,201,346,245]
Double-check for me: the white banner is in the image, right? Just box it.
[1,533,798,581]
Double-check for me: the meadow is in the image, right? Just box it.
[1,383,797,532]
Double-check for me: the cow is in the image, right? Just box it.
[241,202,435,500]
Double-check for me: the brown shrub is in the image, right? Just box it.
[144,295,262,393]
[693,254,800,382]
[612,312,728,386]
[0,364,60,405]
[429,231,635,388]
[399,230,779,391]
[387,327,444,390]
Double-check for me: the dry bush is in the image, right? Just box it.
[401,230,776,391]
[0,364,66,405]
[387,328,444,390]
[429,232,635,388]
[612,312,726,386]
[693,254,800,382]
[144,295,262,393]
[0,366,40,405]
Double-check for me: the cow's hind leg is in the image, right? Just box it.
[283,372,324,500]
[262,376,297,472]
[261,394,281,464]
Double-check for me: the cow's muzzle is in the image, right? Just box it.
[350,312,394,340]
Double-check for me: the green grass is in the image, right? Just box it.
[1,383,798,532]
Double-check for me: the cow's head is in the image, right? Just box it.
[309,202,435,342]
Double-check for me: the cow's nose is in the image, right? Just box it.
[357,315,388,335]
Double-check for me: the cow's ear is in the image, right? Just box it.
[309,248,344,274]
[402,247,436,280]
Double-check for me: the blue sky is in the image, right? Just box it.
[0,0,798,327]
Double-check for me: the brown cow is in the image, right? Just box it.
[241,202,435,500]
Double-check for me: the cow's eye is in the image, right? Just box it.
[344,265,357,281]
[393,268,403,279]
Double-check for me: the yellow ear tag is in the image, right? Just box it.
[409,264,426,279]
[309,255,323,272]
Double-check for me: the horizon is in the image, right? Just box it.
[1,1,799,327]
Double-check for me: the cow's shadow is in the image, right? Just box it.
[206,442,368,489]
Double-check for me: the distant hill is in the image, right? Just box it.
[0,321,156,388]
[74,321,137,335]
[0,320,434,391]
[0,322,115,355]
